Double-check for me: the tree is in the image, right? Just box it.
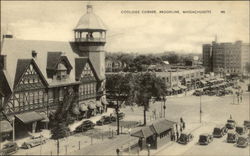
[50,87,78,139]
[106,73,133,135]
[130,72,167,125]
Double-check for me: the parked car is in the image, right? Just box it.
[213,125,228,138]
[74,120,95,132]
[96,116,112,126]
[178,131,194,144]
[198,133,213,145]
[21,135,47,149]
[227,131,238,143]
[243,120,250,129]
[236,135,249,148]
[0,142,19,155]
[235,126,247,135]
[110,112,125,121]
[226,119,236,129]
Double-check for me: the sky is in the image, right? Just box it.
[1,1,249,54]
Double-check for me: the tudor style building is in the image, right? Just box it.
[0,5,108,138]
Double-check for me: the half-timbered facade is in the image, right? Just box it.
[0,5,108,137]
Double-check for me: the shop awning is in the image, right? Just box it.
[15,111,44,124]
[72,106,81,115]
[80,104,88,111]
[96,101,103,107]
[0,120,12,133]
[88,101,96,109]
[179,85,187,89]
[101,96,108,105]
[40,113,50,123]
[172,87,180,91]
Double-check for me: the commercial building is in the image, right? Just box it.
[203,40,250,76]
[0,5,108,138]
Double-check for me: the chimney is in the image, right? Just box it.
[32,50,37,58]
[0,55,6,70]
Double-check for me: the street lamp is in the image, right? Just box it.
[199,95,202,123]
[163,97,166,118]
[12,116,15,142]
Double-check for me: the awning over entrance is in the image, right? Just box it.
[15,111,44,124]
[0,120,12,133]
[172,87,180,91]
[88,101,96,109]
[80,103,88,111]
[179,85,187,90]
[96,101,103,107]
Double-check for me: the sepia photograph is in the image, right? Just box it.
[0,0,249,155]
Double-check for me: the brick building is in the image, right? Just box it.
[203,40,250,76]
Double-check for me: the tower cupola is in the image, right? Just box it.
[74,5,107,44]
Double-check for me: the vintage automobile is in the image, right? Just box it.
[226,119,236,129]
[243,120,250,129]
[21,135,47,149]
[178,131,194,144]
[235,126,247,135]
[0,142,19,155]
[227,131,238,143]
[74,120,95,132]
[96,116,112,126]
[213,125,228,138]
[198,133,213,145]
[236,135,249,148]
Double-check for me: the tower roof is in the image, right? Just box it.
[74,5,107,31]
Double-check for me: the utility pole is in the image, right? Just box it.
[163,97,166,118]
[200,95,202,123]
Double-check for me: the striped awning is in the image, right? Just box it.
[88,101,96,109]
[0,120,12,133]
[101,96,108,105]
[96,101,103,107]
[40,113,50,123]
[80,104,88,111]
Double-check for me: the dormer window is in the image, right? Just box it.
[57,63,67,80]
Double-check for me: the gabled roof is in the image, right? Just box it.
[131,126,154,138]
[75,57,99,81]
[0,70,12,97]
[47,52,73,71]
[14,59,48,88]
[1,38,101,90]
[150,119,175,134]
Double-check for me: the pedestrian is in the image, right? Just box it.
[176,131,179,141]
[173,132,176,141]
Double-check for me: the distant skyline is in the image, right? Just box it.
[1,1,249,54]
